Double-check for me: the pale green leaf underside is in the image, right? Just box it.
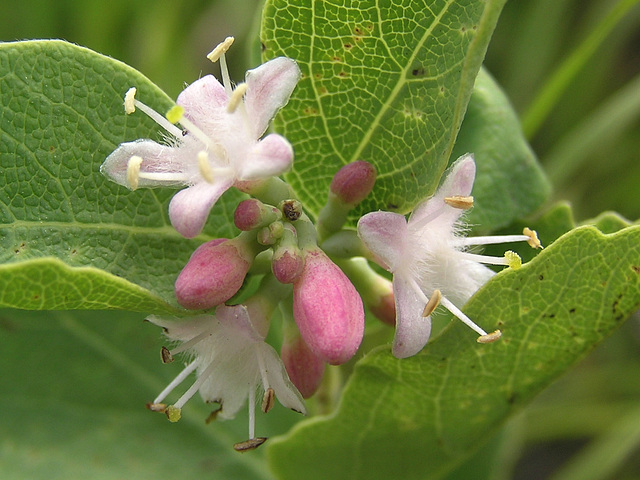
[0,309,302,479]
[451,68,551,231]
[267,225,640,480]
[0,40,241,310]
[262,0,507,217]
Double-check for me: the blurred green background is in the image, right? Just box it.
[2,0,640,479]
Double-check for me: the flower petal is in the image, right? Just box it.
[244,57,301,137]
[258,344,307,415]
[177,74,228,126]
[391,275,432,358]
[239,134,293,180]
[409,153,476,229]
[100,139,186,189]
[357,211,409,271]
[169,179,233,238]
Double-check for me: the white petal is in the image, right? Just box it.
[244,57,301,137]
[357,211,409,271]
[176,74,228,126]
[240,134,293,180]
[100,140,186,189]
[391,275,432,358]
[258,343,307,415]
[168,179,233,238]
[409,153,476,230]
[216,305,265,342]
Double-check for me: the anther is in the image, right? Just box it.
[477,329,502,344]
[261,388,275,413]
[504,251,522,269]
[146,402,167,413]
[444,195,474,209]
[198,151,214,183]
[126,155,143,190]
[227,83,248,113]
[280,199,303,221]
[422,289,442,317]
[166,105,185,124]
[233,437,268,452]
[165,405,182,423]
[124,87,137,114]
[205,404,223,424]
[523,227,543,249]
[207,36,235,63]
[160,346,174,364]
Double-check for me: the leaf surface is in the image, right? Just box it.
[261,0,507,217]
[0,40,241,311]
[267,225,640,480]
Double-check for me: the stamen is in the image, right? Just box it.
[453,234,532,247]
[233,437,267,452]
[523,227,543,249]
[161,346,173,364]
[173,360,218,409]
[124,87,137,114]
[146,402,167,412]
[126,155,142,190]
[132,99,183,138]
[198,151,214,183]
[207,36,235,63]
[439,294,488,337]
[137,172,189,183]
[444,195,474,209]
[460,251,511,266]
[165,405,182,422]
[248,385,256,440]
[166,105,185,124]
[227,83,248,113]
[410,205,447,231]
[422,289,442,317]
[205,403,223,424]
[477,330,502,344]
[262,388,275,413]
[165,107,217,152]
[153,360,198,404]
[505,251,522,269]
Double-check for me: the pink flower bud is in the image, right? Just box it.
[369,289,396,326]
[281,333,326,399]
[272,249,304,284]
[330,161,377,205]
[293,248,364,365]
[234,199,279,231]
[175,238,252,310]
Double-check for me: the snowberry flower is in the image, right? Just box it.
[146,304,306,451]
[101,37,301,238]
[357,153,542,358]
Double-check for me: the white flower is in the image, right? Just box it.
[101,37,301,238]
[147,304,306,451]
[357,154,542,358]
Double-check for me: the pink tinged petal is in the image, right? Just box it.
[391,275,432,359]
[216,304,265,342]
[176,74,228,125]
[169,179,233,238]
[357,211,409,271]
[244,57,301,137]
[409,153,476,230]
[100,139,186,189]
[239,134,293,180]
[293,249,365,365]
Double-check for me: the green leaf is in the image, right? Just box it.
[267,225,640,480]
[261,0,507,217]
[451,68,551,232]
[0,309,302,479]
[0,40,241,311]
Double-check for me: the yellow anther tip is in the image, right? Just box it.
[227,83,248,113]
[165,405,182,423]
[124,87,137,114]
[126,155,143,191]
[444,195,474,210]
[422,289,442,317]
[523,227,543,249]
[505,250,522,270]
[207,36,235,62]
[166,105,185,124]
[477,329,502,344]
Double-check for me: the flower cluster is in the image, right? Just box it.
[101,38,542,450]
